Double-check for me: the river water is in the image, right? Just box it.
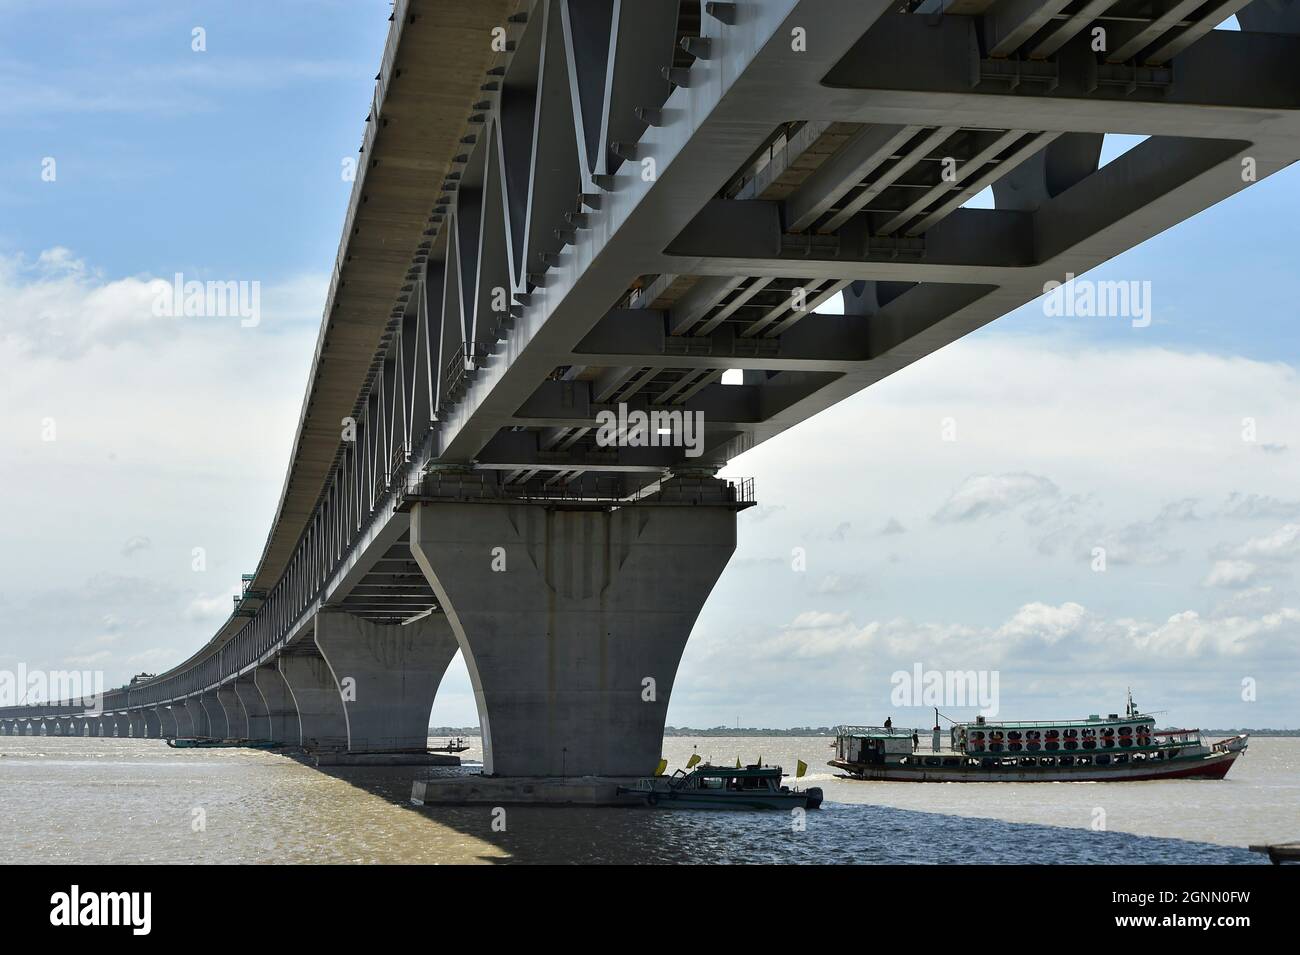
[2,735,1295,864]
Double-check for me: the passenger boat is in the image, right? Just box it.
[619,763,824,810]
[829,697,1248,782]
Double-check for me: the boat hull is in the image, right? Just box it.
[633,791,817,810]
[829,750,1241,782]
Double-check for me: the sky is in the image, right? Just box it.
[1,4,1297,732]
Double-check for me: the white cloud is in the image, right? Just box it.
[933,472,1058,523]
[1233,523,1300,562]
[1204,560,1258,589]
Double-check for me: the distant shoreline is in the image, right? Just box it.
[431,726,1298,738]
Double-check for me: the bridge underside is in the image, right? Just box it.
[6,0,1300,778]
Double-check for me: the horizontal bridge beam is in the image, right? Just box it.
[817,15,1300,138]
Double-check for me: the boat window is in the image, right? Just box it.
[1076,755,1092,766]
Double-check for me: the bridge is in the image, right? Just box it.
[4,0,1299,778]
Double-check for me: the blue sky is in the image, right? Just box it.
[0,0,385,286]
[2,4,1298,730]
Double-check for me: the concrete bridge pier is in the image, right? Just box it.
[0,721,9,735]
[217,685,247,740]
[278,652,347,751]
[313,610,458,753]
[254,666,299,746]
[184,697,209,738]
[410,481,739,777]
[156,705,176,738]
[171,702,194,738]
[234,675,270,742]
[201,693,228,740]
[1239,0,1300,32]
[142,709,161,739]
[101,715,116,738]
[128,711,145,738]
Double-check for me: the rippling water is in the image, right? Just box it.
[2,735,1293,863]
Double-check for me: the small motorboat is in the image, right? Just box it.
[428,736,471,753]
[166,738,277,749]
[619,763,823,811]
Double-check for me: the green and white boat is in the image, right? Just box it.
[830,696,1247,783]
[619,763,823,811]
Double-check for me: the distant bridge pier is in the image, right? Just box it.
[127,711,145,738]
[234,675,270,742]
[216,685,247,740]
[254,666,299,745]
[184,697,209,738]
[201,692,228,740]
[172,702,195,738]
[101,714,117,738]
[156,705,177,738]
[410,477,740,777]
[313,610,458,753]
[142,709,161,739]
[278,652,347,751]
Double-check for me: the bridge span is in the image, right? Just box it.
[4,0,1299,777]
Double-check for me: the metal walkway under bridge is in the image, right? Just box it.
[4,0,1299,777]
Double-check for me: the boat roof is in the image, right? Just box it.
[963,714,1156,729]
[693,764,782,778]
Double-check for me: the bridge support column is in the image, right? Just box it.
[170,703,193,738]
[254,666,299,746]
[201,692,228,740]
[142,709,161,739]
[157,705,177,738]
[234,675,270,742]
[184,698,209,738]
[410,484,738,777]
[1239,1,1300,33]
[313,610,458,753]
[101,715,116,738]
[216,685,247,740]
[278,653,347,751]
[128,712,145,738]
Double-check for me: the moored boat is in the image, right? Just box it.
[829,696,1248,782]
[166,738,277,749]
[619,763,824,810]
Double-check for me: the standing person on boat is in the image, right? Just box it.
[933,724,941,752]
[911,730,919,752]
[884,716,892,730]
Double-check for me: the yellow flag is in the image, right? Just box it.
[655,758,668,776]
[686,753,701,769]
[735,756,742,768]
[796,759,808,778]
